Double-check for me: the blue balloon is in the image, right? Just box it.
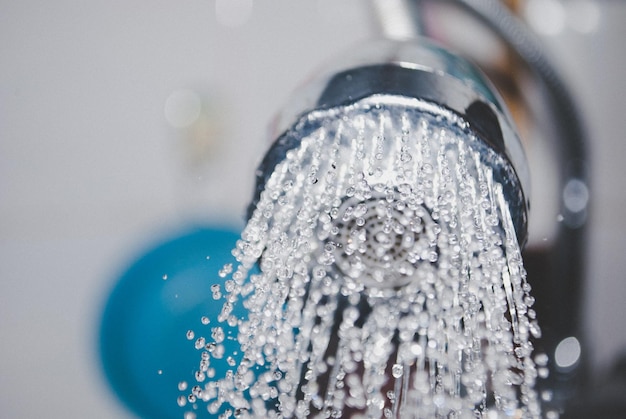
[99,226,251,418]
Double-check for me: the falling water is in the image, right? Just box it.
[183,96,543,418]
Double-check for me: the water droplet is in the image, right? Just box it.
[195,370,206,382]
[534,353,549,366]
[541,390,553,402]
[195,337,206,350]
[211,327,225,343]
[219,263,233,278]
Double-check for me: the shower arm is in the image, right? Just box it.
[371,0,590,404]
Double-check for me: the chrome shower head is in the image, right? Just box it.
[249,40,529,289]
[225,40,551,417]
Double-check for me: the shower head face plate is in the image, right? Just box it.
[330,194,439,288]
[254,95,525,291]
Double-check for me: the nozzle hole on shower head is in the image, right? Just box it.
[325,193,440,289]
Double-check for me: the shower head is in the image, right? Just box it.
[225,39,550,417]
[248,39,530,288]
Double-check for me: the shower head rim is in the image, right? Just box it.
[250,94,528,246]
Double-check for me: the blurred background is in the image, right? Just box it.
[1,0,625,417]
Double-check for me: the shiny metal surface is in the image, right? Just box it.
[253,40,529,244]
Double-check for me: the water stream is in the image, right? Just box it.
[183,97,543,418]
